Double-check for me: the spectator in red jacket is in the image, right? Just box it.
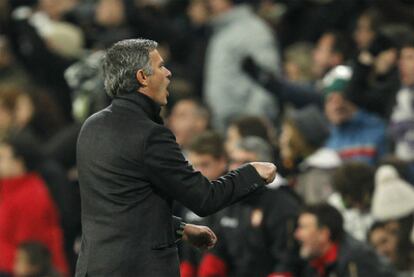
[0,135,69,276]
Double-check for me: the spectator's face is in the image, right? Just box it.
[168,100,208,147]
[144,50,172,106]
[294,213,327,259]
[0,143,24,178]
[369,226,398,263]
[0,102,13,133]
[229,149,257,170]
[353,14,375,50]
[96,0,126,27]
[399,47,414,86]
[0,37,13,69]
[324,92,355,125]
[188,152,227,180]
[312,34,335,78]
[13,249,41,277]
[279,122,307,166]
[14,95,34,129]
[187,0,210,26]
[284,61,302,82]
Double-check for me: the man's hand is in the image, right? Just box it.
[182,224,217,251]
[250,162,277,184]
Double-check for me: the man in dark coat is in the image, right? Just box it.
[75,38,276,277]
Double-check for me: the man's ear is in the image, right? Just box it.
[320,227,331,242]
[136,69,148,87]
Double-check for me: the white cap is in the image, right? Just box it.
[372,165,414,221]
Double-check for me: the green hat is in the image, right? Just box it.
[322,65,352,97]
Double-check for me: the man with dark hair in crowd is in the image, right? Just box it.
[167,96,211,149]
[178,131,229,277]
[186,131,228,182]
[76,38,276,277]
[294,203,396,277]
[328,162,375,241]
[312,31,350,81]
[198,136,300,277]
[390,35,414,162]
[367,221,399,267]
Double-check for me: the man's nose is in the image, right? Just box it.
[294,229,300,240]
[165,67,172,78]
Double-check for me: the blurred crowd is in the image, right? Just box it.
[0,0,414,276]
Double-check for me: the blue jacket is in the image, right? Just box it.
[326,110,386,165]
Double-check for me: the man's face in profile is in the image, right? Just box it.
[145,49,172,106]
[294,213,326,259]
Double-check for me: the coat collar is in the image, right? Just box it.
[113,91,163,124]
[310,243,339,276]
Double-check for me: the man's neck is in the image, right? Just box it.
[319,241,334,257]
[137,88,152,101]
[310,242,339,276]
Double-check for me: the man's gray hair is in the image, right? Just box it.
[103,39,158,97]
[236,136,274,162]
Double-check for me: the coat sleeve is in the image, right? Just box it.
[143,125,266,217]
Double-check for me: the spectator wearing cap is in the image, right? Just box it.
[324,65,387,165]
[279,105,341,204]
[371,165,414,275]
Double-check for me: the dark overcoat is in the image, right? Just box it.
[75,92,265,277]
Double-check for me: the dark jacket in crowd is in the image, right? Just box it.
[199,186,300,277]
[345,59,400,119]
[297,235,396,277]
[7,17,75,121]
[75,91,266,277]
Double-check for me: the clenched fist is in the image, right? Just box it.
[250,162,277,184]
[183,224,217,251]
